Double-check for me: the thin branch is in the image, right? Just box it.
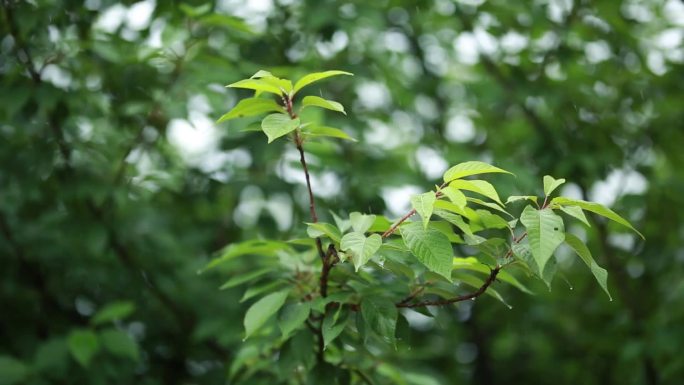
[397,266,501,308]
[382,208,417,238]
[319,244,338,298]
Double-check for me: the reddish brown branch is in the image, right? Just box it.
[382,209,417,238]
[319,244,339,298]
[381,186,446,238]
[397,266,501,308]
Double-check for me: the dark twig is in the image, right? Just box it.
[397,266,501,308]
[319,244,339,298]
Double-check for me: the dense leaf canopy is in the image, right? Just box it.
[1,0,683,384]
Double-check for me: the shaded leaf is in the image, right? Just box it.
[279,302,312,339]
[68,329,100,367]
[565,233,612,300]
[306,222,342,243]
[100,329,139,361]
[91,301,135,325]
[361,297,397,345]
[302,126,357,141]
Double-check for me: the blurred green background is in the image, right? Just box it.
[1,0,683,384]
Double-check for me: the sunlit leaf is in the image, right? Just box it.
[410,191,436,229]
[559,205,591,227]
[552,197,643,238]
[543,175,566,196]
[301,96,346,114]
[261,113,300,143]
[349,212,377,233]
[293,70,353,94]
[217,98,284,123]
[401,222,453,281]
[244,290,289,339]
[443,161,513,182]
[340,232,382,271]
[441,185,466,208]
[520,205,565,273]
[450,179,504,206]
[302,126,357,141]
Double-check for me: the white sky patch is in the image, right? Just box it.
[276,149,341,199]
[445,114,476,143]
[664,0,684,26]
[589,168,648,207]
[647,51,667,76]
[415,146,448,180]
[94,4,127,33]
[381,185,423,217]
[41,64,72,90]
[383,30,410,53]
[264,193,293,231]
[401,308,435,331]
[453,32,479,65]
[126,0,155,31]
[315,30,349,59]
[473,27,498,56]
[146,18,165,48]
[216,0,273,31]
[356,81,391,110]
[233,186,264,228]
[500,31,528,54]
[585,40,612,63]
[364,112,422,150]
[560,182,584,200]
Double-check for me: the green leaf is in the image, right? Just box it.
[261,113,300,143]
[293,70,353,94]
[100,329,140,361]
[279,302,312,339]
[91,301,135,325]
[452,257,533,294]
[360,297,397,345]
[202,240,291,272]
[306,222,342,243]
[220,268,271,290]
[559,205,591,227]
[410,191,436,229]
[340,232,382,271]
[349,212,377,233]
[401,222,453,281]
[302,126,357,141]
[227,78,285,95]
[244,290,289,339]
[543,175,566,196]
[564,233,612,300]
[433,209,473,236]
[0,356,28,385]
[449,179,504,206]
[301,96,346,114]
[322,310,348,349]
[467,198,512,217]
[68,329,100,367]
[512,243,557,288]
[552,197,643,238]
[441,185,467,209]
[217,98,284,123]
[506,195,538,205]
[520,206,565,273]
[443,161,513,183]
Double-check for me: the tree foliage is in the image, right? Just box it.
[1,0,682,384]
